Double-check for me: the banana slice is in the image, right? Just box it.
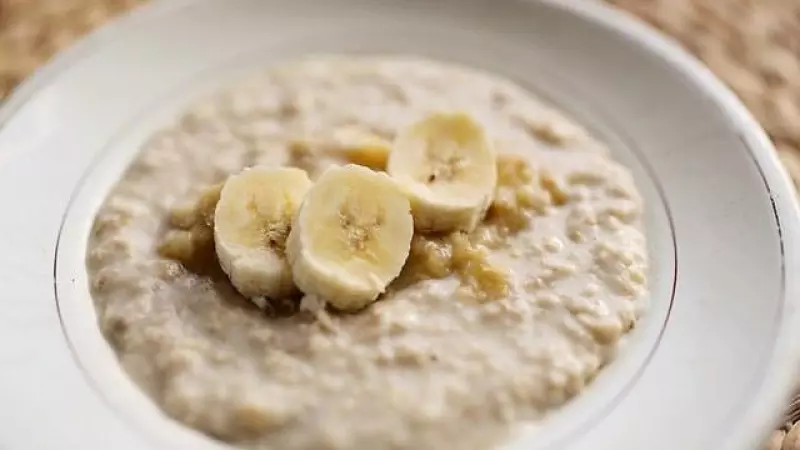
[286,164,413,311]
[387,112,497,232]
[214,166,313,303]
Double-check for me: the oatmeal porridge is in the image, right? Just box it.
[86,56,648,450]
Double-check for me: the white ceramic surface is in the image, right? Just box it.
[0,1,798,449]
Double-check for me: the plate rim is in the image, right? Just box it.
[560,3,800,447]
[1,0,799,449]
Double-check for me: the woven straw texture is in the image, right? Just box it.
[0,0,797,448]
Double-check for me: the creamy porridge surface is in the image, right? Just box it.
[86,56,648,450]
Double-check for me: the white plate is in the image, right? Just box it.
[0,0,798,449]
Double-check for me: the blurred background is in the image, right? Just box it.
[0,0,797,448]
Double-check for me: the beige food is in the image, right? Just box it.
[286,164,414,311]
[214,166,312,305]
[387,112,497,233]
[86,56,648,450]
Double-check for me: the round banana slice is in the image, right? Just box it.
[286,164,414,311]
[214,166,313,303]
[387,112,497,232]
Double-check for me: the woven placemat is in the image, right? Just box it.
[1,0,798,448]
